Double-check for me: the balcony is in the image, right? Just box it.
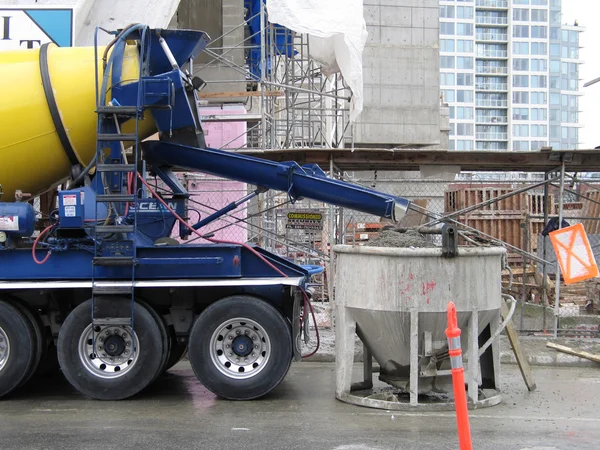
[476,66,508,75]
[476,0,508,8]
[476,132,509,140]
[476,116,508,124]
[475,82,508,91]
[476,49,508,58]
[476,99,508,107]
[476,16,508,26]
[476,33,508,42]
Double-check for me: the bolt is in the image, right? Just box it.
[236,330,240,335]
[98,346,103,350]
[106,331,110,336]
[229,352,233,356]
[114,330,119,335]
[126,342,131,347]
[236,358,240,362]
[102,353,107,357]
[228,335,233,340]
[244,330,249,335]
[252,353,255,357]
[124,350,129,355]
[122,333,127,338]
[254,345,259,349]
[252,336,256,341]
[225,344,230,348]
[99,337,104,342]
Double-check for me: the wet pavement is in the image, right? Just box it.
[0,362,599,450]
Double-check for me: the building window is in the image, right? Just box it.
[513,141,529,151]
[457,73,474,86]
[457,90,474,103]
[456,23,474,36]
[440,6,455,19]
[457,56,474,69]
[531,141,547,151]
[456,123,474,136]
[513,0,529,5]
[440,39,455,53]
[531,75,547,88]
[530,92,547,105]
[531,108,547,121]
[513,75,529,88]
[442,89,455,103]
[513,42,529,55]
[531,125,547,137]
[530,42,547,55]
[456,39,474,53]
[531,9,548,22]
[513,25,529,38]
[456,140,474,151]
[441,56,455,69]
[441,73,456,86]
[513,124,529,137]
[513,108,529,120]
[513,91,529,104]
[531,0,548,5]
[531,26,547,39]
[441,22,455,35]
[456,106,474,119]
[513,8,529,21]
[457,6,473,19]
[531,59,547,72]
[513,58,529,71]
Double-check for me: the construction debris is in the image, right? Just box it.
[546,342,600,364]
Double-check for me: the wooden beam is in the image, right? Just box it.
[197,90,284,99]
[546,342,600,364]
[501,298,537,391]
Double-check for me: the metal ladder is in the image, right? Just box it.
[90,27,150,332]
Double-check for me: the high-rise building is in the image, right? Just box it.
[439,0,583,151]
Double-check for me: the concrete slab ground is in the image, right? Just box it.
[0,362,598,450]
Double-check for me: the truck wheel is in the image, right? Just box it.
[188,296,292,400]
[164,335,187,372]
[136,300,170,379]
[57,300,165,400]
[0,300,37,398]
[5,299,44,385]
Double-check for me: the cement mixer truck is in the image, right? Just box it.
[0,25,410,401]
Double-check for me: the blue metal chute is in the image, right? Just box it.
[143,141,410,221]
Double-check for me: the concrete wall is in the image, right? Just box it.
[175,0,245,93]
[355,0,442,147]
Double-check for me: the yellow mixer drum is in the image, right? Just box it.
[0,43,156,201]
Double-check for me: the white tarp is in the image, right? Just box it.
[266,0,368,122]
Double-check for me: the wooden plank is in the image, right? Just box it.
[546,342,600,363]
[197,90,285,99]
[501,298,537,391]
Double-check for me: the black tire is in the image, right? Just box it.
[137,300,170,380]
[164,334,187,372]
[0,300,37,398]
[188,296,292,400]
[57,300,165,400]
[5,299,44,385]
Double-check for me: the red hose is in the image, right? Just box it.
[32,224,55,265]
[136,173,319,357]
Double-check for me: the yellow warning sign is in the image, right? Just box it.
[549,223,599,285]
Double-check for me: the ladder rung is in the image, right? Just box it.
[93,257,136,266]
[96,194,135,203]
[92,286,132,295]
[96,164,137,172]
[97,133,138,142]
[96,105,139,116]
[95,225,135,233]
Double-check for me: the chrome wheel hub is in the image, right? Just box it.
[209,318,270,380]
[78,324,139,379]
[0,326,9,373]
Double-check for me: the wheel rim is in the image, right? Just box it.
[0,326,9,373]
[78,324,140,379]
[209,317,271,380]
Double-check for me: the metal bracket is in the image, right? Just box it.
[441,223,458,258]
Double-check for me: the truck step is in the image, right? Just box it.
[94,225,135,234]
[96,194,135,203]
[96,164,137,172]
[93,257,136,266]
[92,285,132,295]
[97,133,138,142]
[96,105,139,116]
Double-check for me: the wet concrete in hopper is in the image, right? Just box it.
[368,228,438,248]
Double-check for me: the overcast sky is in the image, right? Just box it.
[562,0,599,149]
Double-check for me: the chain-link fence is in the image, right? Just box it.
[170,169,600,336]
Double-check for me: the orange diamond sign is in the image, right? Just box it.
[549,223,599,285]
